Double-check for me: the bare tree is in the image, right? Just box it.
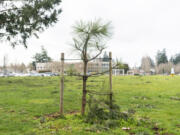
[174,64,180,74]
[155,62,173,74]
[71,19,112,115]
[9,63,27,73]
[19,63,26,73]
[141,56,154,73]
[27,63,34,71]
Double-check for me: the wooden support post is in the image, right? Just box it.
[109,52,113,109]
[60,53,64,115]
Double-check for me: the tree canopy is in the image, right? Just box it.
[170,53,180,65]
[116,59,129,73]
[33,46,52,63]
[156,49,168,65]
[0,0,62,47]
[71,19,112,62]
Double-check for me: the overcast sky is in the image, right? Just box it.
[1,0,180,67]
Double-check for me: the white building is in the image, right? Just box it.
[36,60,126,76]
[113,69,125,76]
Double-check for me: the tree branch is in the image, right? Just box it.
[0,7,19,13]
[73,38,83,53]
[88,47,104,62]
[0,0,25,2]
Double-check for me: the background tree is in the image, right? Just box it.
[0,0,61,47]
[122,64,129,74]
[102,51,109,62]
[174,63,180,74]
[156,49,168,65]
[155,62,173,74]
[170,53,180,65]
[32,46,52,69]
[33,46,52,63]
[141,56,154,73]
[116,59,129,73]
[19,63,26,73]
[71,19,112,115]
[27,63,34,71]
[65,64,78,76]
[9,63,26,73]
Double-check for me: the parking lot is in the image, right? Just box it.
[0,72,59,77]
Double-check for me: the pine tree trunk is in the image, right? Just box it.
[81,61,88,115]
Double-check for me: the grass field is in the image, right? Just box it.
[0,76,180,135]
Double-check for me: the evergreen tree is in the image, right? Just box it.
[0,0,62,47]
[33,46,52,63]
[156,49,168,65]
[170,53,180,65]
[71,19,112,115]
[102,51,109,62]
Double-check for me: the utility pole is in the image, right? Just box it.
[3,55,7,75]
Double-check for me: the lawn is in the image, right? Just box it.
[0,76,180,135]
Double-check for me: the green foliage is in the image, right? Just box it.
[71,19,112,61]
[33,46,52,63]
[116,60,129,73]
[85,96,135,130]
[170,53,180,65]
[102,51,109,62]
[156,49,168,65]
[65,64,78,76]
[31,46,52,70]
[73,19,112,38]
[0,0,62,47]
[86,97,109,124]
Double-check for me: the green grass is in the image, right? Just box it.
[0,76,180,135]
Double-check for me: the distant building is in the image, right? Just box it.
[35,53,127,76]
[36,61,110,74]
[127,68,155,75]
[36,62,61,73]
[113,69,125,76]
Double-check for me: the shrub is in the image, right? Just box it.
[85,95,135,130]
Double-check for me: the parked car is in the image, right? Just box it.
[0,73,4,77]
